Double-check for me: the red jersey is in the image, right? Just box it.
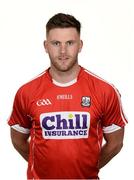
[8,66,127,179]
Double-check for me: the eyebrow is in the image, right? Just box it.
[50,40,76,43]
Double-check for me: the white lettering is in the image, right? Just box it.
[36,99,52,106]
[57,94,73,100]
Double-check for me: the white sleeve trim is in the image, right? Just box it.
[11,124,30,134]
[103,124,121,133]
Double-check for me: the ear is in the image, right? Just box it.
[79,40,83,53]
[43,40,48,53]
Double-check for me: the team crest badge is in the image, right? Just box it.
[81,96,91,107]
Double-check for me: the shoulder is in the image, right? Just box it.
[81,67,121,105]
[82,67,118,95]
[15,69,49,98]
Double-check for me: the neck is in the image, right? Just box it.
[49,64,80,84]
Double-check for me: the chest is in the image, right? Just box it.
[28,85,103,137]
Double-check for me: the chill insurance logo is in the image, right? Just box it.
[40,112,90,139]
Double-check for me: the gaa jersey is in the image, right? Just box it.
[8,66,127,179]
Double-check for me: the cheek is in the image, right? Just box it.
[48,48,59,56]
[68,46,80,55]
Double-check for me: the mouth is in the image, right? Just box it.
[58,57,69,61]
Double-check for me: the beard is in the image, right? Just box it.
[49,54,78,72]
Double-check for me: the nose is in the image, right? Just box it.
[60,44,66,54]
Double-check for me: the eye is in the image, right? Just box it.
[51,41,60,46]
[66,41,75,46]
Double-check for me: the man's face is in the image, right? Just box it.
[44,28,83,72]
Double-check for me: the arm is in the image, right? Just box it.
[99,128,124,169]
[10,127,30,161]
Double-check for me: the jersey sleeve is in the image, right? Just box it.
[102,85,128,133]
[8,87,32,134]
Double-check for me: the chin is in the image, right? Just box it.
[55,63,70,72]
[52,59,78,72]
[58,67,70,72]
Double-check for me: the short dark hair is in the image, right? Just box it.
[46,13,81,35]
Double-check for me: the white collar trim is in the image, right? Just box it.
[52,78,77,87]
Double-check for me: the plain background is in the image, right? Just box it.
[0,0,133,179]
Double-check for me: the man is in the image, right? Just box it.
[8,13,127,179]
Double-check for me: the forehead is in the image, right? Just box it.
[46,28,80,41]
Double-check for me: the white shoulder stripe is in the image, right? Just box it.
[84,69,128,125]
[84,69,108,84]
[29,70,47,82]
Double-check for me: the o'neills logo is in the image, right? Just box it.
[40,112,90,139]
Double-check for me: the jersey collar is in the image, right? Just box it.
[46,66,83,87]
[52,78,77,87]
